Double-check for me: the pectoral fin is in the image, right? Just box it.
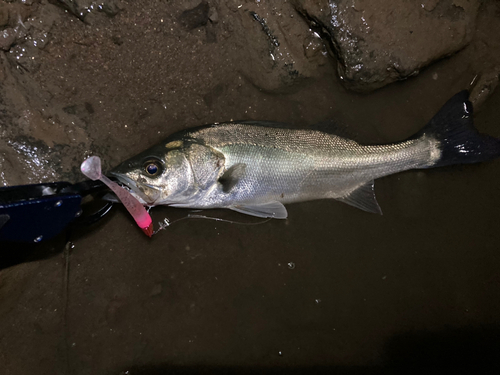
[219,163,246,193]
[230,201,288,219]
[336,181,382,214]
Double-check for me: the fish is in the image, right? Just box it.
[109,91,500,219]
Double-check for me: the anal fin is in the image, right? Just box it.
[230,201,288,219]
[336,181,382,215]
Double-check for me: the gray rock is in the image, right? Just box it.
[292,0,480,92]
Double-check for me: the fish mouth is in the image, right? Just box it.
[108,172,160,206]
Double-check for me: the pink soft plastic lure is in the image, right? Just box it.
[81,156,153,237]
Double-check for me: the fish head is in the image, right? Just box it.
[109,139,225,206]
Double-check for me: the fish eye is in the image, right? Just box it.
[144,160,162,177]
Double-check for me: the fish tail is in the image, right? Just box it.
[418,90,500,168]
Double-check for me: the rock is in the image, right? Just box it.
[0,2,32,51]
[8,3,32,27]
[52,0,122,22]
[469,67,500,110]
[101,1,121,17]
[0,28,16,51]
[303,32,327,66]
[208,5,218,23]
[225,1,328,93]
[292,0,480,92]
[5,2,60,71]
[0,54,93,185]
[464,1,500,110]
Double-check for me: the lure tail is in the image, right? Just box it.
[418,90,500,168]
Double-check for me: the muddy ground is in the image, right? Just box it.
[1,1,500,374]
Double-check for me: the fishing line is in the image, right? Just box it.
[153,214,272,235]
[62,240,74,375]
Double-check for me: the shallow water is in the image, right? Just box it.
[1,2,500,374]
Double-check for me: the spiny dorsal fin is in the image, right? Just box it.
[336,181,382,215]
[238,120,358,140]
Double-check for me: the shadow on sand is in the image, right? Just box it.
[114,325,500,374]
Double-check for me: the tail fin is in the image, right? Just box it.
[418,90,500,168]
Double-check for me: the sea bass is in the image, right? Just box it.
[110,91,500,219]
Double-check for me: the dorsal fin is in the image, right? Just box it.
[237,120,358,140]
